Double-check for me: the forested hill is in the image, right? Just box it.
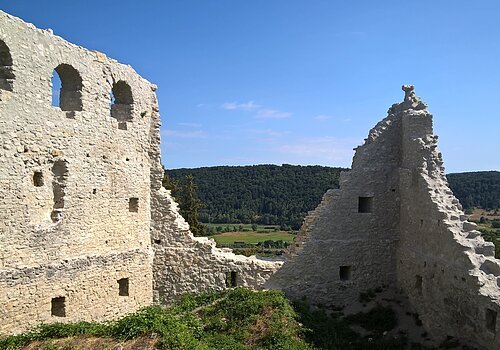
[446,171,500,210]
[166,165,345,229]
[166,166,500,228]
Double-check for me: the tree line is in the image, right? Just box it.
[164,166,500,233]
[446,171,500,210]
[165,164,345,230]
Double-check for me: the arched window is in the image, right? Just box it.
[51,64,83,111]
[0,40,14,91]
[110,80,133,126]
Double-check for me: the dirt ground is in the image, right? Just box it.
[469,208,500,221]
[23,335,158,350]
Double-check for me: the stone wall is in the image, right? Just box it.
[147,76,282,304]
[0,11,281,335]
[0,11,156,334]
[4,9,498,348]
[397,88,500,349]
[267,105,402,306]
[269,86,500,349]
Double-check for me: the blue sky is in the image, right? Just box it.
[2,1,499,173]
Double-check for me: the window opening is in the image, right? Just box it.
[118,278,129,296]
[33,171,44,187]
[358,197,373,213]
[51,297,66,317]
[486,308,497,333]
[339,266,351,281]
[415,275,423,296]
[226,271,237,287]
[129,198,139,212]
[110,80,133,124]
[51,160,68,222]
[0,40,14,91]
[51,64,83,111]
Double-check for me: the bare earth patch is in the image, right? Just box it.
[469,208,500,221]
[22,335,158,350]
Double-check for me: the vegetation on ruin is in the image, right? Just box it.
[1,288,418,350]
[163,170,205,236]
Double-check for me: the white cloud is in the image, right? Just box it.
[178,122,202,128]
[314,114,334,121]
[256,108,291,119]
[248,129,289,138]
[162,129,207,138]
[221,101,260,111]
[276,136,361,164]
[221,100,291,119]
[314,115,352,122]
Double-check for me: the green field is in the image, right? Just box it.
[478,224,500,234]
[204,223,280,231]
[212,231,295,245]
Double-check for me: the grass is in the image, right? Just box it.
[0,288,420,350]
[0,289,312,350]
[212,232,295,245]
[477,222,500,234]
[204,223,279,231]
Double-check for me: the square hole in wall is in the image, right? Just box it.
[358,197,373,213]
[33,171,44,187]
[118,278,129,296]
[486,308,497,333]
[129,198,139,212]
[339,266,351,281]
[51,297,66,317]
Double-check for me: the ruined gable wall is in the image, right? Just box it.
[270,85,500,349]
[0,12,155,334]
[397,101,500,348]
[266,104,403,306]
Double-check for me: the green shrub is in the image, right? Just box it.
[0,289,312,350]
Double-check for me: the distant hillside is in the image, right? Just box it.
[166,164,345,229]
[446,171,500,210]
[166,166,500,228]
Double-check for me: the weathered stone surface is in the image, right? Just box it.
[268,85,500,349]
[3,10,499,349]
[0,11,281,335]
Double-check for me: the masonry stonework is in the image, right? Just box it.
[0,11,280,335]
[269,86,500,349]
[2,10,500,349]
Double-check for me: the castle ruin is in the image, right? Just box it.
[0,11,280,335]
[1,10,500,350]
[268,85,500,349]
